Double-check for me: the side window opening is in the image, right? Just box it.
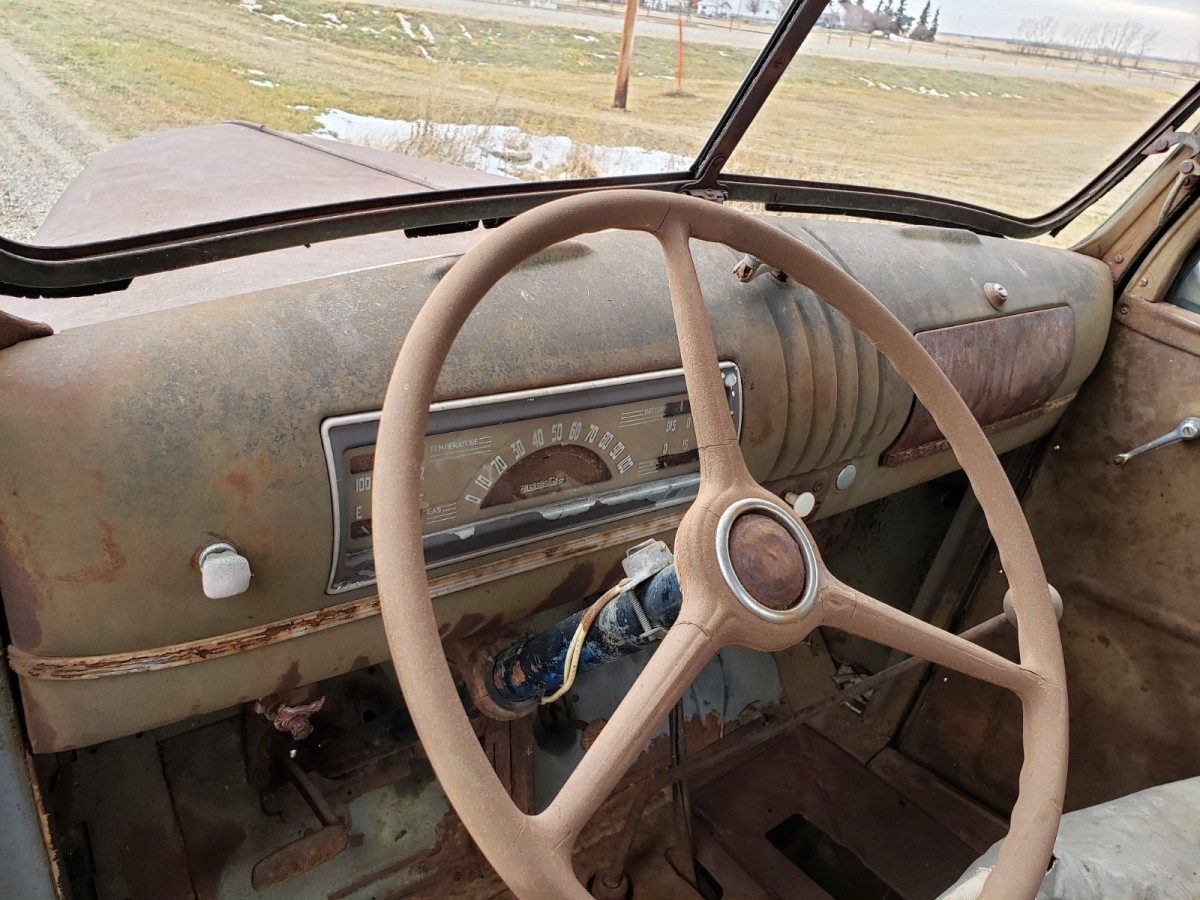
[1170,244,1200,316]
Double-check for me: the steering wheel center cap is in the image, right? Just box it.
[715,497,819,623]
[728,514,806,610]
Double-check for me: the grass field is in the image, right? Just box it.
[1,0,1186,232]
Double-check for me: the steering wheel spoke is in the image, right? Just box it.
[820,579,1038,695]
[543,617,721,838]
[656,221,750,488]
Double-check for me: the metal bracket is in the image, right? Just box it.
[620,539,673,643]
[1145,132,1200,226]
[682,187,727,204]
[733,253,786,284]
[1144,131,1200,158]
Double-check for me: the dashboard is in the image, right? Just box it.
[0,216,1113,751]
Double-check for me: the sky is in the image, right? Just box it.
[938,0,1200,60]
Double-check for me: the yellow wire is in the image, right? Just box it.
[540,581,627,705]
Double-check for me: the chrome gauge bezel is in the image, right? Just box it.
[321,363,742,594]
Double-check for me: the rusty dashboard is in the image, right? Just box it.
[0,218,1113,751]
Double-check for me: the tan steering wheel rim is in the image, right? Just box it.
[373,190,1068,900]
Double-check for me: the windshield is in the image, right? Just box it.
[0,0,774,242]
[731,1,1200,219]
[1,0,1199,245]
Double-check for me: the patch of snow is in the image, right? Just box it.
[572,34,598,43]
[288,104,313,110]
[417,45,436,62]
[267,13,308,27]
[419,23,436,44]
[247,68,266,75]
[859,76,875,87]
[360,26,380,35]
[238,0,262,12]
[249,79,277,88]
[718,50,729,57]
[397,13,416,40]
[319,12,346,28]
[459,23,474,41]
[312,108,691,179]
[878,82,892,91]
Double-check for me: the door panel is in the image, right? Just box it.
[899,317,1200,814]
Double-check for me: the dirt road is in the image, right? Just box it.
[0,38,107,242]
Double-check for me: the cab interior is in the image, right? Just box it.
[1,4,1200,899]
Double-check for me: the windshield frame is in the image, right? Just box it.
[3,0,1200,298]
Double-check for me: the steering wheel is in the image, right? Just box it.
[373,190,1067,900]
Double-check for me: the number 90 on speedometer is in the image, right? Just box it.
[321,363,741,593]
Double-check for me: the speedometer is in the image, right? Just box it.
[321,364,741,593]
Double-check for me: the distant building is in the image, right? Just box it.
[695,1,787,20]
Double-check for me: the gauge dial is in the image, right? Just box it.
[323,364,740,592]
[416,395,698,534]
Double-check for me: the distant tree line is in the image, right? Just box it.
[1015,16,1160,68]
[822,0,941,42]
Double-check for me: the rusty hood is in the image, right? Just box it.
[34,121,512,246]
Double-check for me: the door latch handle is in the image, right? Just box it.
[1113,416,1200,465]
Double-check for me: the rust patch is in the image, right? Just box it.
[600,556,627,592]
[223,470,255,502]
[218,457,273,506]
[441,612,506,643]
[276,660,303,694]
[884,307,1075,465]
[177,810,246,900]
[0,309,53,350]
[118,823,193,900]
[9,511,689,688]
[251,824,349,891]
[19,690,57,753]
[53,520,127,585]
[0,521,42,647]
[533,560,596,614]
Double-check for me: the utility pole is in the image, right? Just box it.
[613,0,638,109]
